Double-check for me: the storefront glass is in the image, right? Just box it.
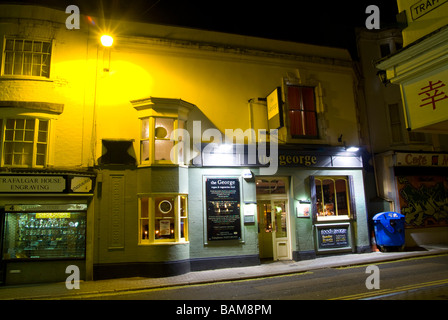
[2,211,86,260]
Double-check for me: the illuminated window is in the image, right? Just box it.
[140,117,185,165]
[139,194,188,244]
[313,176,353,220]
[0,118,49,167]
[287,85,318,138]
[2,38,51,78]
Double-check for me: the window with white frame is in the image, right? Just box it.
[2,38,52,78]
[140,117,185,165]
[1,118,49,167]
[139,194,188,244]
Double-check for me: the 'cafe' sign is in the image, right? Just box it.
[396,152,448,167]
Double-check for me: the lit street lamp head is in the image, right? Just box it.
[100,35,114,47]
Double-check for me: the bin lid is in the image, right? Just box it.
[372,212,404,220]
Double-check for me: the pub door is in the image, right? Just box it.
[0,209,5,285]
[257,198,291,261]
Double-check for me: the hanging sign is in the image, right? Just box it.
[205,178,241,241]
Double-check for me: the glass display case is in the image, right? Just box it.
[2,211,86,260]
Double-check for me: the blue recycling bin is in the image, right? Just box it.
[372,212,405,251]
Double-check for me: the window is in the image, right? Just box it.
[140,117,185,165]
[314,176,352,220]
[287,85,318,138]
[139,194,188,244]
[388,103,404,143]
[3,38,51,78]
[2,211,86,260]
[1,118,49,167]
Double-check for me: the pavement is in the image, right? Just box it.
[1,245,447,300]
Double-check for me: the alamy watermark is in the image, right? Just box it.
[169,121,279,175]
[65,265,80,290]
[365,265,380,289]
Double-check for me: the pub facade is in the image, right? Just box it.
[0,4,370,284]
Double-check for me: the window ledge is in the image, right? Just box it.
[138,241,189,246]
[0,76,53,82]
[317,215,350,222]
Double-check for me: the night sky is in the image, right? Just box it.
[2,0,399,58]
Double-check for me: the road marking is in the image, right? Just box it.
[331,278,448,300]
[335,253,448,270]
[41,271,314,300]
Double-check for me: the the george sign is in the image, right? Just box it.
[0,175,66,193]
[267,87,283,129]
[317,226,350,249]
[205,178,241,241]
[401,68,448,131]
[396,152,448,167]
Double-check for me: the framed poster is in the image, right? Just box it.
[205,177,242,241]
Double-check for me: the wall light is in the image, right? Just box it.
[100,34,114,47]
[346,146,359,153]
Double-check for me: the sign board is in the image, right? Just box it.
[205,178,241,241]
[316,224,351,250]
[396,152,448,167]
[401,68,448,131]
[410,0,448,20]
[0,176,66,193]
[267,87,283,129]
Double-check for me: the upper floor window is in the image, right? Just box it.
[287,85,318,139]
[0,118,49,167]
[2,38,51,78]
[140,117,185,165]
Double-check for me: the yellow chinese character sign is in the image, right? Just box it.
[418,80,448,110]
[401,69,448,132]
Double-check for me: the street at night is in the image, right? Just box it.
[62,254,448,300]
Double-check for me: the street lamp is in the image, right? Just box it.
[100,34,114,47]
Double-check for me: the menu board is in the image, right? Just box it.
[205,178,241,241]
[318,226,349,249]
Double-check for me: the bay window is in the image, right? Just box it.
[139,194,188,244]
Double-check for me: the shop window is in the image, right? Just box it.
[2,38,52,78]
[139,194,188,244]
[2,211,86,260]
[140,117,185,165]
[287,85,318,138]
[0,118,49,167]
[313,176,353,220]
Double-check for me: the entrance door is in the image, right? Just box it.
[257,198,291,261]
[271,200,290,260]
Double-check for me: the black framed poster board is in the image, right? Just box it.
[205,178,241,241]
[317,225,350,249]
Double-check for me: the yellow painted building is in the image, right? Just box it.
[0,4,370,285]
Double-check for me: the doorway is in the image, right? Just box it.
[256,178,291,261]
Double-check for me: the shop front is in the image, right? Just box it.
[0,172,95,285]
[375,151,448,246]
[192,143,370,266]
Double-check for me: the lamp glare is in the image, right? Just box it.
[101,35,114,47]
